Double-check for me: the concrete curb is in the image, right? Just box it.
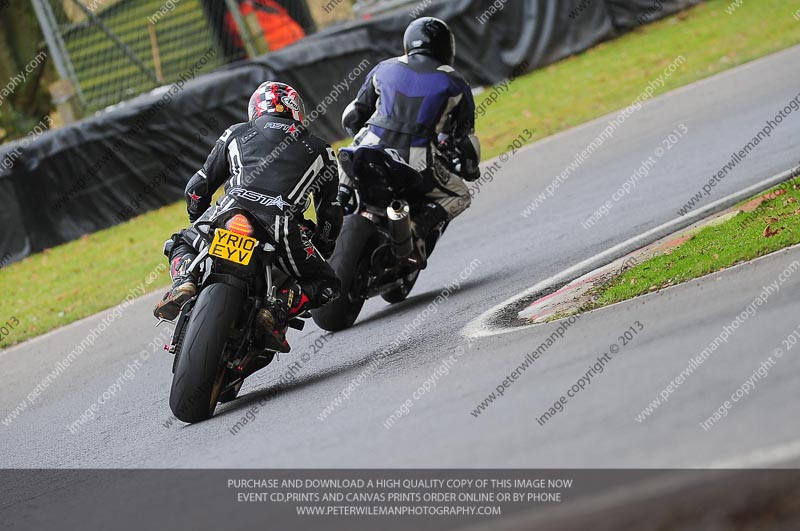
[518,210,741,322]
[463,164,800,338]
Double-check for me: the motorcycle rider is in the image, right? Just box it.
[153,82,342,352]
[338,16,480,267]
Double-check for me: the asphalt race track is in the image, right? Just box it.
[3,46,800,477]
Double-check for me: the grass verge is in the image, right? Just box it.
[2,0,800,347]
[590,178,800,308]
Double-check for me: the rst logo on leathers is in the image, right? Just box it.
[263,121,299,135]
[229,187,291,210]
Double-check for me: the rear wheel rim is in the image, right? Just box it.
[403,270,420,290]
[208,362,227,416]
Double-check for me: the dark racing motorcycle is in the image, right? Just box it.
[311,145,448,332]
[160,209,307,423]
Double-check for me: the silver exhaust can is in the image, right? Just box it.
[387,200,413,258]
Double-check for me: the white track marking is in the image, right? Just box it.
[463,165,800,338]
[707,438,800,468]
[456,438,800,531]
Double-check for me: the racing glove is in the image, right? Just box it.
[443,134,481,182]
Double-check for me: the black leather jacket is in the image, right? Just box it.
[185,115,342,246]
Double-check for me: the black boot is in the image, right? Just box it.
[256,284,311,353]
[410,203,450,269]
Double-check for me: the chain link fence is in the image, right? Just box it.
[31,0,316,113]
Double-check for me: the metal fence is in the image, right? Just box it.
[353,0,419,17]
[31,0,316,114]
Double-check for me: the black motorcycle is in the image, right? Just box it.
[161,209,306,423]
[312,145,448,332]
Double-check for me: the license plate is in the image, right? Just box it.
[209,228,257,265]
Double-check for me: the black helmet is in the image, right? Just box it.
[403,17,456,66]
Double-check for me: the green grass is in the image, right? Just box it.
[0,202,185,347]
[592,179,800,307]
[475,0,800,158]
[2,0,800,348]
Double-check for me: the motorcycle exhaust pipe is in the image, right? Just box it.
[387,200,413,258]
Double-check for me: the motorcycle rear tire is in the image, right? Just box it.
[381,269,420,304]
[312,215,375,331]
[169,282,243,423]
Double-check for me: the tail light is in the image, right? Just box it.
[225,214,254,236]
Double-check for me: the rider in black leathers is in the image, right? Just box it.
[154,82,342,351]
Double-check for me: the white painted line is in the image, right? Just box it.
[457,438,800,531]
[463,165,800,338]
[706,438,800,469]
